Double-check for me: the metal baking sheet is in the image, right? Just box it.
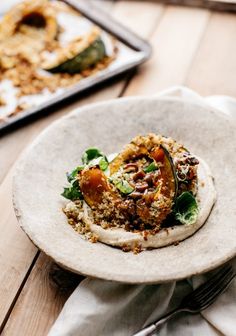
[0,0,151,133]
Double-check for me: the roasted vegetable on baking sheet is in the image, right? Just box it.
[43,28,106,74]
[46,38,106,74]
[0,0,117,123]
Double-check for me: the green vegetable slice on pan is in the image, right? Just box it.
[45,38,106,74]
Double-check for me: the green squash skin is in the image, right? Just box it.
[47,38,106,74]
[161,145,178,200]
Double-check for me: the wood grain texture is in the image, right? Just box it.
[153,0,236,12]
[2,254,80,336]
[0,169,37,330]
[0,1,163,335]
[185,12,236,96]
[124,6,210,95]
[111,0,164,38]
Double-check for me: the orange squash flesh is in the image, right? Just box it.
[79,167,119,208]
[79,167,109,207]
[152,147,177,200]
[136,146,177,225]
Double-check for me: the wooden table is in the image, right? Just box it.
[0,1,235,334]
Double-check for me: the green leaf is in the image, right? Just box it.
[84,155,109,172]
[174,191,199,225]
[62,147,110,200]
[81,147,109,171]
[144,161,157,173]
[110,174,134,194]
[99,156,109,171]
[66,165,84,182]
[87,157,102,167]
[61,185,83,201]
[116,180,134,194]
[82,148,103,164]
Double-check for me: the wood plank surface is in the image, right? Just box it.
[2,255,81,336]
[0,169,38,333]
[157,0,236,12]
[124,6,210,95]
[111,0,164,38]
[1,0,236,335]
[185,11,236,96]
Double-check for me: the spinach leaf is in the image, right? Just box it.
[81,147,108,171]
[116,180,134,194]
[86,156,108,171]
[110,174,134,194]
[62,147,108,200]
[61,181,83,200]
[174,191,199,225]
[82,148,103,164]
[144,161,157,173]
[69,148,112,174]
[66,165,84,183]
[99,156,109,171]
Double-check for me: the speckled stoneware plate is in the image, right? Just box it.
[13,97,236,284]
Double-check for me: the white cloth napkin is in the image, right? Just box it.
[49,87,236,336]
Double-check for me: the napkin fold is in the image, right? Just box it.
[49,87,236,336]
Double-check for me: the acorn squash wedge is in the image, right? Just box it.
[43,27,106,74]
[46,38,106,74]
[79,167,120,209]
[135,146,177,226]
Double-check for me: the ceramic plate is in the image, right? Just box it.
[13,97,236,283]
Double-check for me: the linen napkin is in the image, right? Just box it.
[49,87,236,336]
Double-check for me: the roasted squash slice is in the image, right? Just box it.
[153,147,177,201]
[43,28,106,74]
[79,167,119,209]
[47,38,106,74]
[137,146,177,225]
